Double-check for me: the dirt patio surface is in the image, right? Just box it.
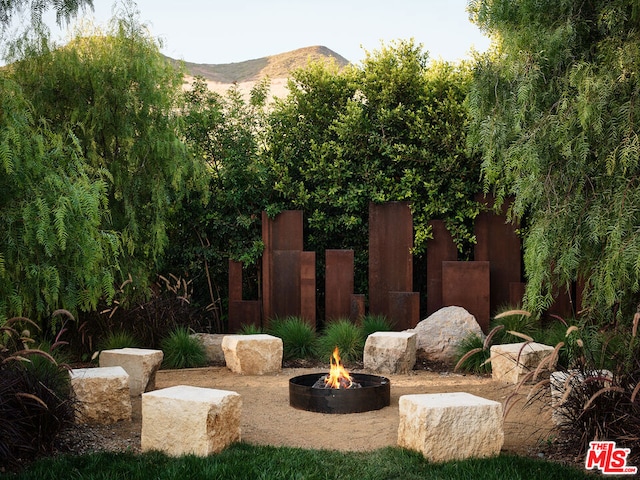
[147,366,554,456]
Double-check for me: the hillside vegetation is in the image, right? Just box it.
[171,45,350,84]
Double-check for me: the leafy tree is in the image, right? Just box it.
[0,75,118,321]
[163,77,274,325]
[0,0,93,32]
[9,7,204,296]
[266,40,481,294]
[467,0,640,321]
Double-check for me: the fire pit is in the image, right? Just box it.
[289,348,390,414]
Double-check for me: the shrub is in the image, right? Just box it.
[490,307,539,345]
[266,317,317,360]
[238,323,263,335]
[361,315,394,338]
[98,330,139,352]
[454,333,491,374]
[161,326,208,369]
[316,319,364,363]
[0,317,75,467]
[519,315,640,465]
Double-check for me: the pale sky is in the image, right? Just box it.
[42,0,491,65]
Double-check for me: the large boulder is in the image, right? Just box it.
[410,306,484,364]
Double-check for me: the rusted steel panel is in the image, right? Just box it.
[300,251,316,328]
[228,259,243,302]
[350,294,366,322]
[474,194,522,314]
[368,202,413,317]
[509,282,526,307]
[426,220,458,315]
[388,291,420,330]
[442,261,491,333]
[228,300,261,333]
[271,250,301,321]
[262,210,304,321]
[325,250,354,321]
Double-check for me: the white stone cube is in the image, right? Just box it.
[69,366,132,424]
[364,331,417,374]
[191,333,226,363]
[398,392,504,462]
[141,385,242,456]
[99,347,164,395]
[490,342,556,384]
[221,334,283,375]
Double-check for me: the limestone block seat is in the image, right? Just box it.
[141,385,241,456]
[69,366,132,424]
[221,334,283,375]
[490,342,556,384]
[363,331,417,374]
[191,333,226,364]
[397,392,503,462]
[99,347,164,396]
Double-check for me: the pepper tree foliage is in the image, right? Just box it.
[266,40,481,292]
[0,0,93,32]
[467,0,640,321]
[1,6,203,320]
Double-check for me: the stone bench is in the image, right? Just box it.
[69,366,132,424]
[397,392,503,462]
[99,347,164,396]
[141,385,242,456]
[191,333,226,364]
[221,334,283,375]
[363,331,417,374]
[490,342,556,384]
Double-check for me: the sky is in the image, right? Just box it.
[42,0,491,65]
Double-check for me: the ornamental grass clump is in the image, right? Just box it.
[317,319,364,363]
[161,326,207,369]
[266,316,317,360]
[0,315,75,468]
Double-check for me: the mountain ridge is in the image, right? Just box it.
[170,45,350,84]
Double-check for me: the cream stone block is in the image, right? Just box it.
[191,333,226,364]
[490,342,556,384]
[69,366,132,424]
[141,385,241,456]
[398,392,503,462]
[99,347,164,396]
[221,334,283,375]
[363,331,417,374]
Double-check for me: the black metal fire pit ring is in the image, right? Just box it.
[289,373,390,414]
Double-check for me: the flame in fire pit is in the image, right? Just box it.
[324,347,356,389]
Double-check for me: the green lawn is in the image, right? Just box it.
[2,443,591,480]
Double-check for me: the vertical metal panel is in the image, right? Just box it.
[300,251,316,328]
[388,292,420,330]
[228,300,261,333]
[272,250,301,320]
[426,220,458,315]
[442,261,491,333]
[368,202,413,317]
[350,294,366,322]
[262,210,304,322]
[325,249,354,321]
[228,259,243,303]
[474,195,522,315]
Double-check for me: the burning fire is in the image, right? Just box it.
[324,347,355,389]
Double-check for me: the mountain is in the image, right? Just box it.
[172,45,350,85]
